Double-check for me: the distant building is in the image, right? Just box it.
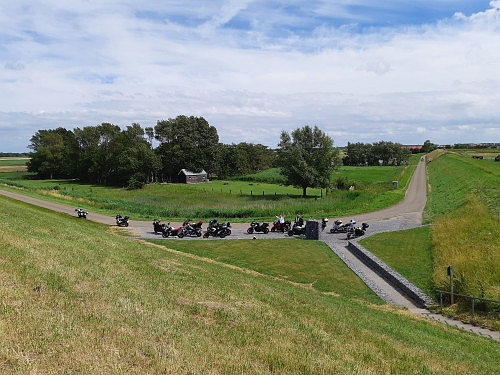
[402,145,422,150]
[178,169,208,184]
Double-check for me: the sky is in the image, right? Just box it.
[1,1,500,152]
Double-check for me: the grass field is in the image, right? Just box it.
[0,156,418,221]
[1,195,499,374]
[360,151,500,329]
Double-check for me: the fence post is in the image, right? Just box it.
[447,265,454,304]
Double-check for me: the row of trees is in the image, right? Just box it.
[27,116,277,187]
[27,116,432,196]
[342,141,413,166]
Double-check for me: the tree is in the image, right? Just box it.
[27,128,79,179]
[154,116,219,181]
[277,125,341,197]
[421,139,437,153]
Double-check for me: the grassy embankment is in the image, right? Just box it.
[360,150,500,329]
[1,195,499,374]
[0,156,418,221]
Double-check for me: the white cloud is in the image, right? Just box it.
[1,1,499,152]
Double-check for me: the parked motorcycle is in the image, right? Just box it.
[347,223,369,239]
[162,223,185,238]
[75,208,88,219]
[270,220,291,232]
[321,218,329,231]
[115,214,130,227]
[287,222,306,237]
[182,219,204,237]
[203,219,231,238]
[329,219,353,233]
[153,219,166,234]
[247,221,269,234]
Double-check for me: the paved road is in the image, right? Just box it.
[2,158,499,341]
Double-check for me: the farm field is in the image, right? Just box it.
[0,157,28,172]
[1,195,499,374]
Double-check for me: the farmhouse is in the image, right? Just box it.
[178,169,208,184]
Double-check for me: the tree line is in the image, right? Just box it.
[26,116,431,195]
[26,116,276,188]
[342,141,417,166]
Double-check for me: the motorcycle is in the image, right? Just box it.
[182,219,203,237]
[247,221,269,234]
[347,223,369,239]
[162,223,185,238]
[75,208,88,219]
[153,219,166,234]
[203,219,231,238]
[115,214,130,227]
[287,222,306,237]
[270,220,291,232]
[321,218,329,231]
[329,219,352,233]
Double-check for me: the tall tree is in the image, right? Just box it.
[154,116,219,181]
[27,128,78,179]
[277,125,341,197]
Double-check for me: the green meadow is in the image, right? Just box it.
[0,157,416,221]
[1,195,499,374]
[1,151,499,373]
[361,151,500,329]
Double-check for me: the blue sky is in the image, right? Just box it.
[1,1,499,152]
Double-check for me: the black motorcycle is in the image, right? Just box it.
[247,221,269,234]
[183,219,203,237]
[347,223,369,239]
[270,220,291,232]
[115,214,130,227]
[203,219,231,238]
[75,208,88,219]
[153,219,166,234]
[287,222,306,236]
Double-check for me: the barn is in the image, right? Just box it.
[178,169,208,184]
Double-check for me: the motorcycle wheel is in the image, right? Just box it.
[247,227,254,234]
[284,224,291,232]
[219,233,226,238]
[271,227,276,232]
[196,232,202,237]
[225,229,231,236]
[263,228,269,234]
[203,232,209,238]
[177,232,185,238]
[162,232,169,238]
[287,230,293,236]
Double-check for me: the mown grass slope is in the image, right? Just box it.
[1,195,500,374]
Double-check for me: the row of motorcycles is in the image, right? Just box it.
[75,208,130,227]
[153,219,231,238]
[329,219,369,239]
[250,217,369,239]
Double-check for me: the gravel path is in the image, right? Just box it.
[2,157,499,341]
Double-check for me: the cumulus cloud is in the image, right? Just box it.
[0,1,499,152]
